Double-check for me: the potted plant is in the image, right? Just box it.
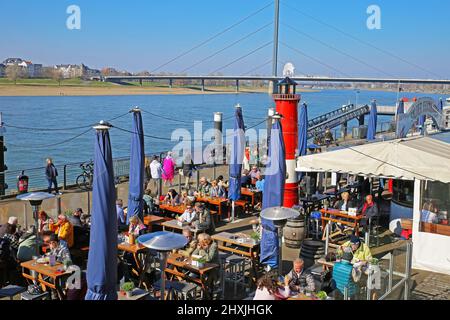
[64,209,73,217]
[316,291,328,300]
[121,282,135,298]
[369,258,379,266]
[250,232,261,244]
[191,255,206,268]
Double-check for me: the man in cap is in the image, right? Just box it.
[337,235,372,265]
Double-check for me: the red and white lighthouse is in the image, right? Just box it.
[273,77,301,208]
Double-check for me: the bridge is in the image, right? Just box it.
[306,103,397,139]
[101,75,450,92]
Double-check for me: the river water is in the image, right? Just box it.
[0,89,443,191]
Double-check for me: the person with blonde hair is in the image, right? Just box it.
[334,191,355,212]
[191,233,219,299]
[128,216,146,237]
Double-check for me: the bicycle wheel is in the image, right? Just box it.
[76,174,88,190]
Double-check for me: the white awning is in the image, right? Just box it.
[296,135,450,183]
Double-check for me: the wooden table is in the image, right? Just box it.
[211,231,260,284]
[159,204,186,216]
[320,209,364,237]
[143,215,166,232]
[241,188,262,208]
[21,260,72,300]
[162,219,198,237]
[118,242,152,289]
[196,196,229,220]
[165,253,219,299]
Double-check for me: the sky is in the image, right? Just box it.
[1,0,449,79]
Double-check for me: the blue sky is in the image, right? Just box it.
[1,0,449,78]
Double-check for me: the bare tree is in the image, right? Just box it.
[51,69,64,86]
[5,65,27,84]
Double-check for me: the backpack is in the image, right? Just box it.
[0,237,11,263]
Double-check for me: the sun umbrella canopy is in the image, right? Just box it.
[260,116,286,269]
[367,100,378,141]
[228,105,245,201]
[127,108,145,224]
[85,123,118,300]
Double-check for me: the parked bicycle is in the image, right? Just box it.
[76,161,94,190]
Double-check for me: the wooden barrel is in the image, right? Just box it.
[283,217,306,249]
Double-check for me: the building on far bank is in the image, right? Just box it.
[0,63,5,77]
[54,64,83,78]
[2,58,42,78]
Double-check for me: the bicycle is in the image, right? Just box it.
[76,161,94,191]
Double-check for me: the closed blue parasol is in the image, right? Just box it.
[367,100,378,141]
[85,122,118,300]
[228,104,245,221]
[127,108,145,224]
[260,115,286,269]
[298,103,308,157]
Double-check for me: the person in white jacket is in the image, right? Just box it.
[149,156,163,196]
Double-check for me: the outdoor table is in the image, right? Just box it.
[21,259,72,300]
[143,215,166,232]
[196,196,229,220]
[159,204,187,216]
[241,188,262,208]
[161,219,198,237]
[118,242,152,289]
[165,253,219,299]
[320,209,364,237]
[211,231,260,284]
[117,288,150,300]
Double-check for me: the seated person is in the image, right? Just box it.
[240,169,252,188]
[70,208,84,228]
[38,211,53,234]
[17,226,39,262]
[164,189,180,206]
[333,192,355,212]
[254,271,289,300]
[1,223,20,263]
[195,177,211,196]
[255,173,265,192]
[179,190,189,206]
[128,216,147,237]
[209,180,226,198]
[360,195,379,229]
[191,202,214,234]
[332,251,358,299]
[191,233,219,298]
[337,235,372,265]
[284,258,315,295]
[178,201,197,224]
[116,199,127,230]
[249,166,261,183]
[48,234,72,263]
[143,189,155,214]
[320,269,336,296]
[50,214,74,249]
[216,175,229,189]
[177,227,198,257]
[420,201,439,224]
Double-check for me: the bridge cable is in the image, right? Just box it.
[280,41,352,77]
[150,2,273,74]
[179,22,273,74]
[281,0,444,79]
[210,41,273,75]
[282,23,399,78]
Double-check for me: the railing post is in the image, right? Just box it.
[344,286,349,300]
[388,252,394,292]
[178,170,182,194]
[63,165,67,190]
[404,241,412,300]
[196,169,200,189]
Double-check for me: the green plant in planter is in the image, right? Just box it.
[64,209,74,217]
[194,256,207,264]
[250,232,261,242]
[369,258,379,265]
[63,259,73,269]
[316,291,328,300]
[121,282,135,292]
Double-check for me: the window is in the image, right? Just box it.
[392,180,414,208]
[420,181,450,236]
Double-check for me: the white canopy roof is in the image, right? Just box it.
[296,135,450,183]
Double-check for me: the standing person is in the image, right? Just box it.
[150,156,163,196]
[324,128,334,147]
[162,152,176,187]
[182,153,195,190]
[45,158,60,194]
[144,157,152,190]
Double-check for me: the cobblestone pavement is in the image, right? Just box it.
[411,273,450,300]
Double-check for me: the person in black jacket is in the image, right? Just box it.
[45,158,59,194]
[333,192,355,211]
